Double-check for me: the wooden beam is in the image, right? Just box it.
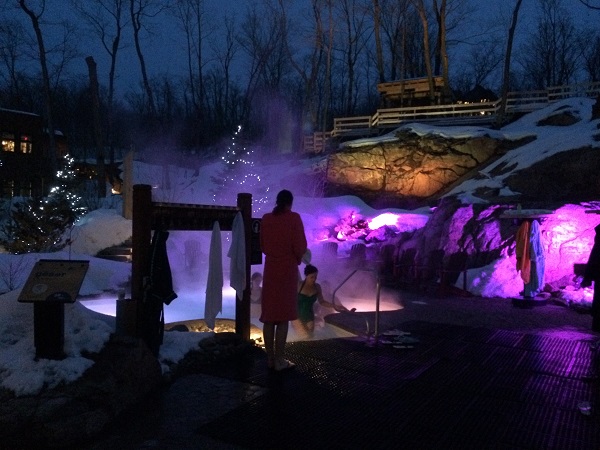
[127,184,254,350]
[151,202,239,231]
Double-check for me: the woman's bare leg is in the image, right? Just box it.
[274,321,289,363]
[263,322,275,368]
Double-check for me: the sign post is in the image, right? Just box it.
[18,260,89,360]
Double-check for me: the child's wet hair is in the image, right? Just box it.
[304,264,318,276]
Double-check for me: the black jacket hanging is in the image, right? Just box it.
[142,229,177,357]
[147,230,178,306]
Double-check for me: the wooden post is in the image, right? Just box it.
[236,193,252,340]
[122,151,134,220]
[130,184,152,337]
[33,302,65,360]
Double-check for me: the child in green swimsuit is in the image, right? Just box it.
[293,264,349,339]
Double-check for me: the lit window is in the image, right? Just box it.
[1,132,15,152]
[20,135,32,153]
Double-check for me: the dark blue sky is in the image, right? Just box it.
[6,0,600,96]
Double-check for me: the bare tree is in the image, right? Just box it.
[237,2,288,126]
[455,41,501,94]
[372,0,385,83]
[410,0,435,102]
[336,0,371,116]
[210,15,239,129]
[85,56,106,198]
[129,0,170,118]
[578,0,600,9]
[172,0,213,116]
[432,0,449,100]
[497,0,523,124]
[581,32,600,81]
[71,0,127,168]
[0,23,27,105]
[518,0,583,89]
[281,0,325,132]
[322,0,334,133]
[18,0,58,176]
[378,0,419,82]
[432,0,468,101]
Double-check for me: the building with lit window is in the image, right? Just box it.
[0,107,66,198]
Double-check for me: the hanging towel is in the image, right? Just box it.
[228,211,246,300]
[524,219,545,296]
[515,220,531,284]
[205,221,223,330]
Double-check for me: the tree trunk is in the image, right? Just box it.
[372,0,385,83]
[18,1,58,182]
[322,1,334,133]
[130,0,156,117]
[413,0,435,103]
[86,56,106,198]
[497,0,523,126]
[434,0,450,103]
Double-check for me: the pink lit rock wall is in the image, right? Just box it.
[394,200,600,297]
[539,204,599,285]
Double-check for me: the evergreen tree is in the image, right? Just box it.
[0,155,87,254]
[210,126,269,213]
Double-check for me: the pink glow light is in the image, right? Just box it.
[368,213,400,230]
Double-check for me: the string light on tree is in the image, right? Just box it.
[0,154,87,254]
[211,125,270,214]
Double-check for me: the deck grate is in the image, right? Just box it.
[192,323,600,450]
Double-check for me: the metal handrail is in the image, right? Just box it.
[331,268,382,342]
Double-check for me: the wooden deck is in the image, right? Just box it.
[303,81,600,153]
[377,76,445,106]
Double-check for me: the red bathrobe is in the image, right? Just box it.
[259,210,307,323]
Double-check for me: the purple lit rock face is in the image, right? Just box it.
[314,200,599,305]
[541,205,598,284]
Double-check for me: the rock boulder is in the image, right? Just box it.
[325,130,528,207]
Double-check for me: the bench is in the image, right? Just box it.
[377,76,445,106]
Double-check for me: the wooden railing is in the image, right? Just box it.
[302,81,600,153]
[371,101,499,129]
[302,131,332,154]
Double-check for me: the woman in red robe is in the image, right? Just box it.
[260,190,307,371]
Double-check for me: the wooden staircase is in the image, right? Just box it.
[96,238,132,262]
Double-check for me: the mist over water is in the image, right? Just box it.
[78,143,428,329]
[159,227,403,326]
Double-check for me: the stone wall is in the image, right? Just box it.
[325,130,526,206]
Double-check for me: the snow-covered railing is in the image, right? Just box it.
[302,81,600,153]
